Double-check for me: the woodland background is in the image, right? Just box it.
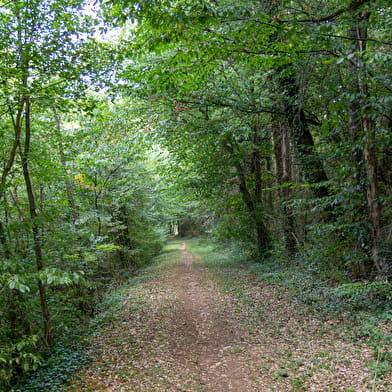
[0,0,391,389]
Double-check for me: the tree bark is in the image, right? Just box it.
[278,67,330,200]
[363,119,390,277]
[273,120,297,256]
[0,101,24,256]
[223,138,271,256]
[251,126,270,255]
[19,97,51,346]
[347,7,389,278]
[347,10,372,277]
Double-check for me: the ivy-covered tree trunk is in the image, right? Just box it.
[347,6,390,278]
[222,135,271,257]
[278,67,330,200]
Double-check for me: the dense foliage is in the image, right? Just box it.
[0,1,171,388]
[0,0,391,389]
[103,0,392,277]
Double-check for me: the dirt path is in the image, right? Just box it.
[167,243,254,391]
[65,242,391,392]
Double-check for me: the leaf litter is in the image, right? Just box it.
[64,242,391,391]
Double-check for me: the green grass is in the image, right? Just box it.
[162,240,183,252]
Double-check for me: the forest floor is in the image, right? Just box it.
[64,240,392,392]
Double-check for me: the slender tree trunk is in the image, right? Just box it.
[0,99,32,340]
[95,191,102,237]
[238,164,270,256]
[347,8,389,278]
[1,103,23,196]
[0,101,24,255]
[253,130,262,209]
[347,12,371,278]
[363,119,389,277]
[0,208,19,340]
[273,120,297,256]
[224,139,271,256]
[52,108,79,224]
[19,97,51,346]
[251,126,269,255]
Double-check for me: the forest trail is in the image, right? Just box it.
[65,241,391,392]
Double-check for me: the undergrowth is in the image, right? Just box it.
[10,242,182,392]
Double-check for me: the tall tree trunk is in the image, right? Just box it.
[348,7,389,278]
[278,66,330,200]
[363,119,389,277]
[1,102,23,196]
[251,125,269,255]
[19,97,51,346]
[95,190,102,237]
[252,130,270,256]
[224,138,271,256]
[0,101,24,256]
[238,163,270,256]
[347,11,371,278]
[0,98,32,340]
[273,120,297,256]
[0,203,20,340]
